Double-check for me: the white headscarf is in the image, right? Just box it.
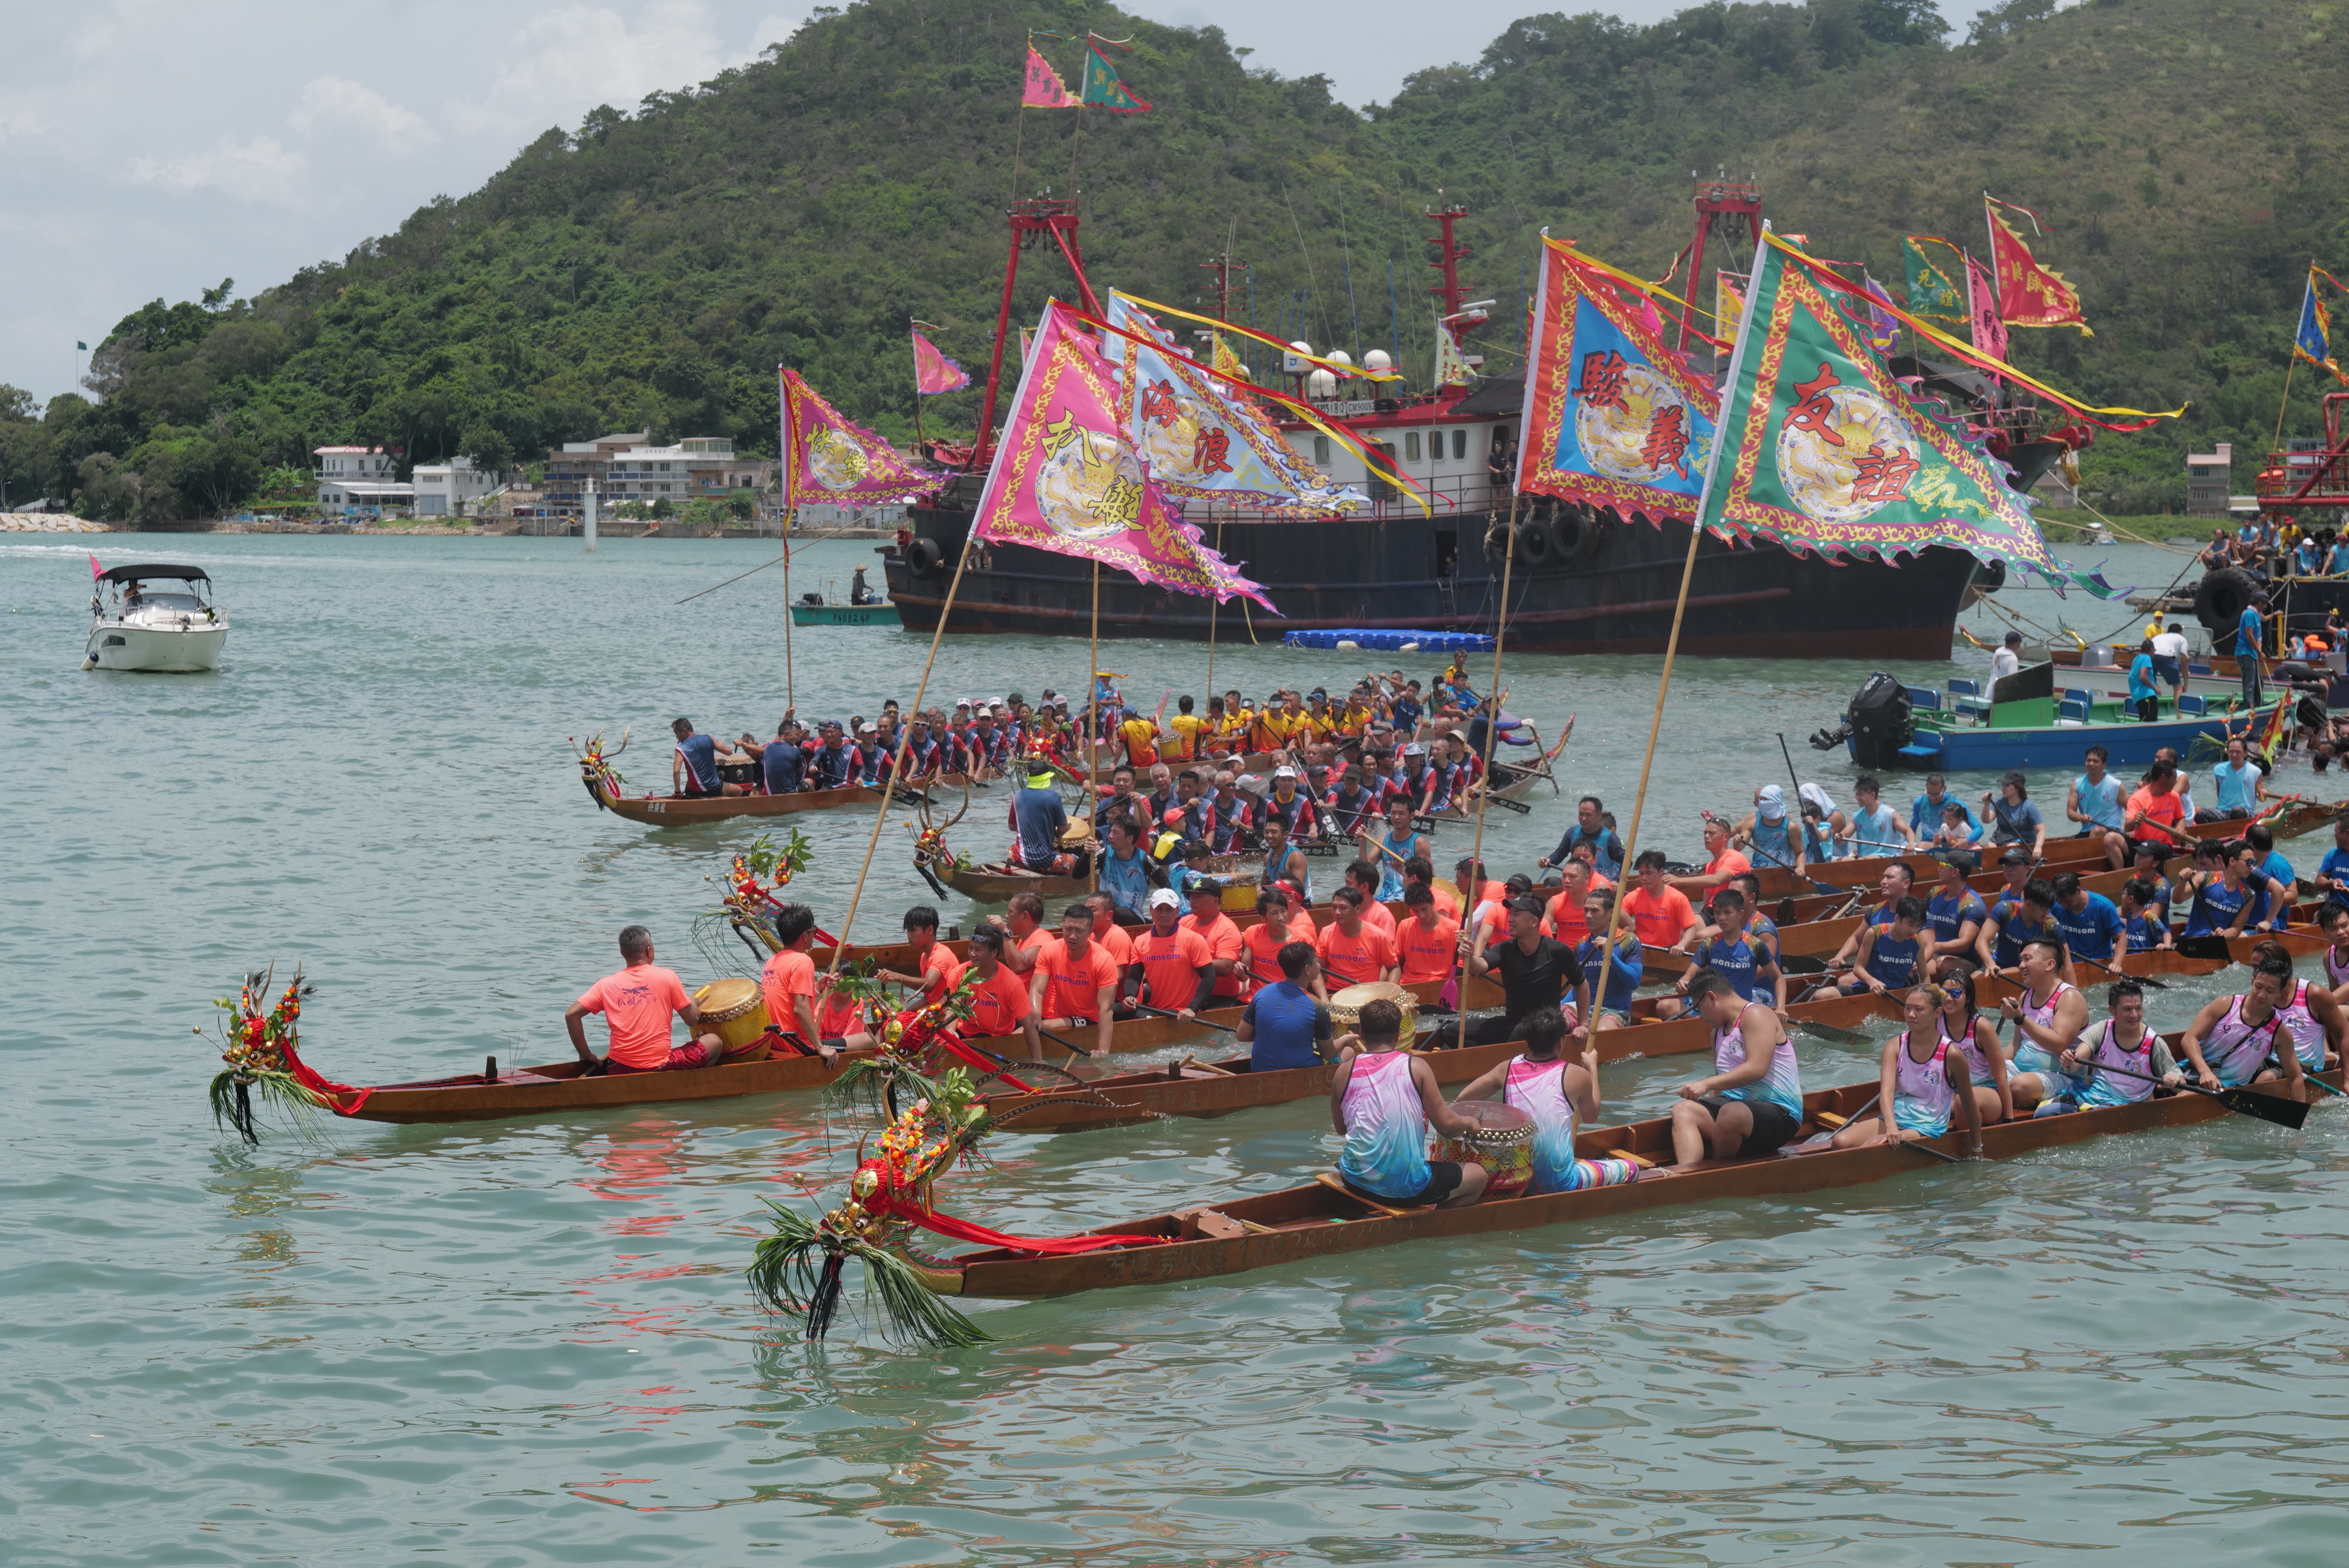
[1798,781,1839,820]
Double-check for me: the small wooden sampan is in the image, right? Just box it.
[692,977,772,1063]
[1327,980,1417,1044]
[1438,1098,1534,1195]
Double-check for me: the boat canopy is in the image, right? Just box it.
[97,564,209,584]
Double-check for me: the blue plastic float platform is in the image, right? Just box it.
[1282,629,1494,653]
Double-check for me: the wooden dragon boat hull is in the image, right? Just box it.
[940,863,1095,902]
[917,1064,2339,1301]
[584,770,942,824]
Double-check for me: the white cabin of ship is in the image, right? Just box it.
[1267,403,1511,519]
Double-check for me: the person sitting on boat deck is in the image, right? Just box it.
[1095,817,1152,922]
[760,716,808,796]
[1658,888,1781,1020]
[1934,963,2014,1124]
[1669,970,1802,1165]
[2179,954,2310,1094]
[669,717,743,799]
[954,927,1046,1063]
[1572,888,1643,1032]
[1621,849,1703,954]
[1263,766,1318,841]
[1731,785,1804,878]
[1458,1006,1641,1195]
[1980,771,2047,858]
[1314,888,1397,1001]
[1828,984,1985,1151]
[1393,883,1460,995]
[1235,940,1331,1070]
[2117,878,2172,953]
[1459,895,1587,1049]
[1539,794,1626,882]
[1080,891,1136,971]
[754,905,845,1066]
[2063,745,2132,870]
[2050,871,2127,969]
[1923,802,1982,869]
[1828,896,1926,997]
[1241,884,1316,995]
[1028,903,1115,1058]
[1991,629,2023,685]
[1909,774,1979,841]
[1977,877,2074,984]
[875,905,954,1006]
[1123,888,1215,1025]
[1996,937,2090,1111]
[2250,937,2345,1074]
[1006,761,1069,871]
[1331,997,1490,1210]
[1840,774,1915,859]
[1918,858,1989,978]
[1671,817,1753,913]
[2200,529,2231,571]
[2209,735,2272,824]
[569,925,726,1074]
[2175,838,2266,941]
[1182,881,1245,1006]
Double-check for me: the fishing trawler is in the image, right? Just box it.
[885,184,2070,659]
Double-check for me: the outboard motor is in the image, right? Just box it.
[1840,672,1914,770]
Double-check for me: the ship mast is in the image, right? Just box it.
[1424,197,1470,320]
[1676,172,1763,355]
[971,198,1102,470]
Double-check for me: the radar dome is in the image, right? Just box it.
[1307,369,1339,398]
[1363,349,1394,373]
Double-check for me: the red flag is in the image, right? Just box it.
[1984,200,2091,335]
[1965,251,2008,365]
[1022,45,1078,108]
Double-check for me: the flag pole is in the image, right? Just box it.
[2275,277,2304,453]
[1205,517,1222,698]
[780,372,798,708]
[1088,560,1102,892]
[1456,487,1521,1043]
[827,537,975,972]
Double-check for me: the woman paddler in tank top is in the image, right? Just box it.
[1328,996,1490,1209]
[1934,964,2014,1124]
[1993,936,2089,1112]
[2031,980,2182,1116]
[1455,1006,1641,1196]
[1828,986,1982,1152]
[2250,938,2346,1072]
[2179,955,2311,1094]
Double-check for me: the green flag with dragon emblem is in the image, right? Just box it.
[1693,232,2059,587]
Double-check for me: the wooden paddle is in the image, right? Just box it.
[1314,1170,1417,1218]
[1128,1002,1239,1034]
[2084,1059,2311,1128]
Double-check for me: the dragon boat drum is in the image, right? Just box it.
[1327,980,1418,1044]
[692,977,772,1062]
[1437,1098,1534,1196]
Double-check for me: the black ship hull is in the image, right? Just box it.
[885,482,1988,659]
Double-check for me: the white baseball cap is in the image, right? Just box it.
[1147,888,1181,909]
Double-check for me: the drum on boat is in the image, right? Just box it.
[1327,980,1418,1043]
[1438,1098,1534,1196]
[692,977,772,1062]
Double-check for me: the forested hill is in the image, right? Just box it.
[5,0,2344,521]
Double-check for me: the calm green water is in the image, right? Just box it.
[8,532,2344,1566]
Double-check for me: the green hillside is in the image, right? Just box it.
[3,0,2343,521]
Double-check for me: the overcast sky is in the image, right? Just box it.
[0,0,2000,408]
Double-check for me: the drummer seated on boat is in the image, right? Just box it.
[757,904,845,1064]
[1669,971,1804,1166]
[1330,998,1489,1209]
[1007,762,1070,870]
[670,717,746,798]
[1029,903,1115,1058]
[1826,984,1984,1151]
[568,925,725,1074]
[1456,1005,1640,1195]
[1236,941,1331,1070]
[2179,955,2311,1093]
[1125,888,1215,1023]
[2032,980,2183,1117]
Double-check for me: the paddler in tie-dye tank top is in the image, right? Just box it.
[1453,1007,1639,1197]
[2179,957,2309,1095]
[1995,937,2089,1113]
[1669,972,1804,1166]
[1330,997,1491,1209]
[1829,986,1980,1151]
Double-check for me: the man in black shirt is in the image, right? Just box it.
[1460,896,1588,1048]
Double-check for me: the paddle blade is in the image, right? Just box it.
[1794,1019,1870,1045]
[2174,935,2234,963]
[2214,1085,2311,1128]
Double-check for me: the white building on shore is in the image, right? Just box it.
[314,446,414,513]
[411,457,501,517]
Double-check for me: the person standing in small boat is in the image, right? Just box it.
[568,925,725,1074]
[1330,997,1489,1209]
[1828,984,1983,1151]
[1457,1006,1640,1195]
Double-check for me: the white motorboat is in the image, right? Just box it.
[83,563,228,672]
